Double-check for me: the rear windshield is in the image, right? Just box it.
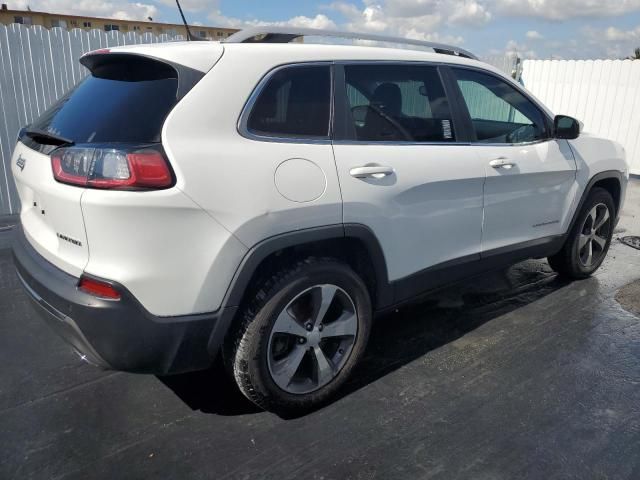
[25,58,178,148]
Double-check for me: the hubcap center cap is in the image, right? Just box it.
[306,329,321,347]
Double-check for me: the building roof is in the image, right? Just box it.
[0,8,237,31]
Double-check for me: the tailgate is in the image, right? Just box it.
[11,141,88,277]
[10,48,210,278]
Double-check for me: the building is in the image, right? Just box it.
[0,4,238,40]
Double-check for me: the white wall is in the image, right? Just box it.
[522,59,640,175]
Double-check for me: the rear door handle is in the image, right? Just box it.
[489,157,517,169]
[349,165,395,179]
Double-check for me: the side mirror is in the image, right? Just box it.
[554,115,580,140]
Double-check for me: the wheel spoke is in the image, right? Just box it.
[272,310,308,338]
[585,239,593,266]
[593,234,607,250]
[312,346,334,386]
[312,285,338,327]
[587,206,598,229]
[579,234,590,250]
[320,312,357,339]
[271,345,307,388]
[595,208,610,231]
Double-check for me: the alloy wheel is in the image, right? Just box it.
[267,284,358,395]
[578,203,611,267]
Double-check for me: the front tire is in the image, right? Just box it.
[225,258,372,414]
[548,187,615,278]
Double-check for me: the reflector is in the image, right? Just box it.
[78,276,121,300]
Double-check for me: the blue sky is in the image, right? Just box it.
[13,1,640,59]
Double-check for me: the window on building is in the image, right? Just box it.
[247,65,331,139]
[198,31,206,38]
[217,31,223,37]
[452,68,548,144]
[14,16,33,25]
[83,21,92,28]
[104,24,120,32]
[70,20,78,26]
[133,26,141,31]
[51,19,68,28]
[343,64,456,142]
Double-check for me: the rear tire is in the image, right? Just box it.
[224,257,372,414]
[548,187,615,279]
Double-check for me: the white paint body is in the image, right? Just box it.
[12,42,629,316]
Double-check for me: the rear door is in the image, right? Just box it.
[332,63,486,295]
[448,66,577,253]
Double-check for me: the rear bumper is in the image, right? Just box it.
[12,224,233,375]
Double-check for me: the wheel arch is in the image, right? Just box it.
[568,170,625,234]
[208,224,393,356]
[224,224,392,310]
[592,177,622,215]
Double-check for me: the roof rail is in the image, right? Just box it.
[223,27,478,60]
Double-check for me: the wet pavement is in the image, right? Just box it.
[1,181,639,480]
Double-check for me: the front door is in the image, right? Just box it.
[449,67,577,254]
[332,63,486,289]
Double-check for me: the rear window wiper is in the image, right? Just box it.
[20,127,75,147]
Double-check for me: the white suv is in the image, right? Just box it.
[11,28,629,413]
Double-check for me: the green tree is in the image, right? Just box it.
[631,48,640,60]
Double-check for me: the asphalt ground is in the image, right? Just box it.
[1,180,639,480]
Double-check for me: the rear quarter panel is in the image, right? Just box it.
[81,188,247,317]
[162,47,343,248]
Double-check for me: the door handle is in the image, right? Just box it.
[489,157,517,169]
[349,165,395,179]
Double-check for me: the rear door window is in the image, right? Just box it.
[246,65,331,139]
[343,64,455,142]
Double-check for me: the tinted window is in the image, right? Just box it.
[247,65,331,138]
[344,64,455,142]
[452,68,548,144]
[28,60,178,147]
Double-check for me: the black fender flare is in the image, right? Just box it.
[565,170,625,235]
[207,223,392,356]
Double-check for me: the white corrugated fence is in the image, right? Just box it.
[521,59,640,175]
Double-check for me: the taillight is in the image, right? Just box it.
[51,146,173,190]
[78,276,121,300]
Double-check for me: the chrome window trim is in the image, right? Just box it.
[237,61,334,145]
[333,140,471,146]
[237,60,556,147]
[469,138,555,147]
